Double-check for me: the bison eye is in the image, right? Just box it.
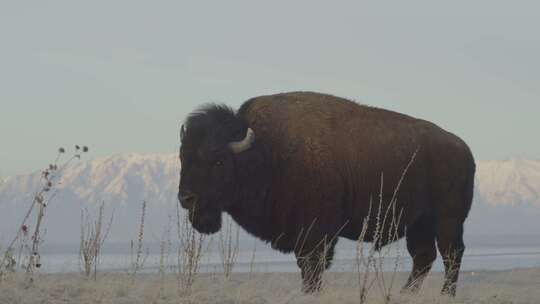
[215,160,224,167]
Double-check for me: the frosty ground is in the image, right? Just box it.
[1,268,539,304]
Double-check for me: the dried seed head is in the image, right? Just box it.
[75,145,80,150]
[82,146,89,153]
[58,147,65,153]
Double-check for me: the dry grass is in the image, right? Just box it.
[0,269,539,304]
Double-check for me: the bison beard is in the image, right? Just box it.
[178,92,476,296]
[188,208,221,234]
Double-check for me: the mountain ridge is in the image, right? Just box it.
[1,153,539,241]
[2,153,539,208]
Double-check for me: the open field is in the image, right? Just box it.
[1,268,539,304]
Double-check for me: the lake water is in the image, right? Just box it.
[27,234,540,274]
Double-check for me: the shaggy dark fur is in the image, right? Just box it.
[178,92,475,295]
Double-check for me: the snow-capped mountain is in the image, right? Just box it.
[0,154,539,241]
[475,159,540,207]
[0,153,180,208]
[0,153,181,242]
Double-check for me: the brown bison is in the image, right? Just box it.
[178,92,475,295]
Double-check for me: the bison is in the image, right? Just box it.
[178,92,475,296]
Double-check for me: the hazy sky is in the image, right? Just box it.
[1,1,539,176]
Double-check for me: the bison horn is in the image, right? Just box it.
[229,128,255,153]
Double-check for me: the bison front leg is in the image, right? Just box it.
[295,238,337,293]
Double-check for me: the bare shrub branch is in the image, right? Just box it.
[79,201,114,280]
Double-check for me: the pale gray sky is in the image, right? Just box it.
[1,1,539,176]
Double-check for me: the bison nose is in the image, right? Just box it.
[178,190,197,208]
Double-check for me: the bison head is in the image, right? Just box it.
[178,104,255,234]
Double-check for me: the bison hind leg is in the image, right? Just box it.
[402,215,437,293]
[436,217,465,297]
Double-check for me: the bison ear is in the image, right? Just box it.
[180,124,186,141]
[229,128,255,153]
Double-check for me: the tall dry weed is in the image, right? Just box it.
[129,200,149,281]
[158,216,172,299]
[218,217,240,278]
[0,146,88,283]
[174,203,205,296]
[355,148,418,304]
[79,201,114,280]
